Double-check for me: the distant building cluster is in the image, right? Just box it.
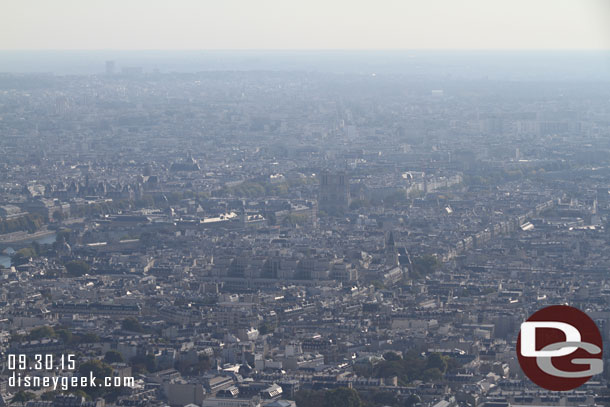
[0,67,609,407]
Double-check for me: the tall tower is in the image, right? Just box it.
[319,171,350,215]
[385,231,399,267]
[105,60,115,75]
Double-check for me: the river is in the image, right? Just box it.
[0,233,57,268]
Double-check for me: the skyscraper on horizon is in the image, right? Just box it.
[105,60,115,75]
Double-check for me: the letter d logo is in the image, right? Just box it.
[517,305,603,391]
[520,321,581,357]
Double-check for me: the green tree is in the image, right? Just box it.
[383,351,401,361]
[28,325,55,340]
[0,214,45,235]
[294,390,325,407]
[41,391,59,401]
[369,390,398,407]
[281,213,309,227]
[104,350,124,364]
[373,360,404,380]
[405,394,421,407]
[129,354,156,374]
[65,260,90,277]
[55,328,73,343]
[258,322,276,335]
[365,349,455,385]
[349,199,370,210]
[323,388,362,407]
[12,391,36,404]
[423,368,443,382]
[383,190,408,208]
[426,353,448,373]
[353,361,373,378]
[11,247,37,266]
[121,317,143,332]
[411,255,440,279]
[70,390,91,401]
[9,333,25,343]
[196,354,212,373]
[140,231,156,246]
[175,353,212,376]
[56,229,72,244]
[77,360,113,398]
[53,210,64,223]
[72,332,100,344]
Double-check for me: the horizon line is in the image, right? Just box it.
[1,48,609,52]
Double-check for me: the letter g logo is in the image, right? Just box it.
[517,305,603,391]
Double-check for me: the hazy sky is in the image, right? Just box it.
[1,0,609,50]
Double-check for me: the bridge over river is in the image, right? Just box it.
[0,231,57,267]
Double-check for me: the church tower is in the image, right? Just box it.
[385,231,399,267]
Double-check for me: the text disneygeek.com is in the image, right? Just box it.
[9,372,135,391]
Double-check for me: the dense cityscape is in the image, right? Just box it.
[0,54,610,407]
